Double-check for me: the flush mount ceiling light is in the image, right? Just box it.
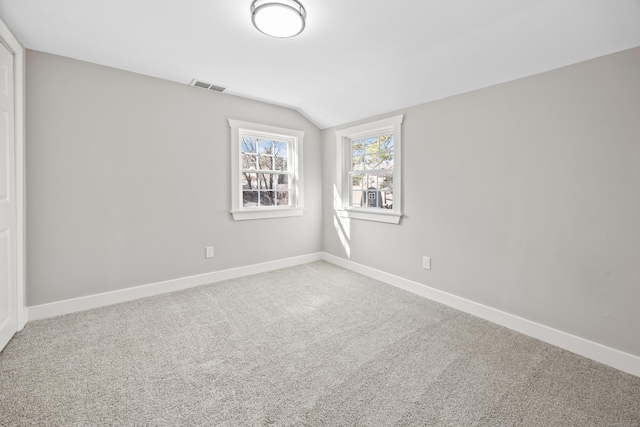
[251,0,306,38]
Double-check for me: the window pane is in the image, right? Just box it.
[242,173,258,189]
[380,135,393,151]
[276,174,289,191]
[260,191,276,206]
[350,174,364,207]
[364,153,378,169]
[351,174,363,188]
[379,172,393,209]
[350,173,394,209]
[241,137,257,154]
[242,153,257,170]
[364,136,379,153]
[352,140,364,171]
[259,155,273,170]
[362,174,376,190]
[276,191,290,206]
[257,173,268,190]
[363,178,382,208]
[379,135,394,169]
[275,157,288,171]
[379,172,393,192]
[258,139,272,154]
[354,134,393,171]
[258,173,289,190]
[243,191,259,207]
[379,153,393,170]
[273,140,288,158]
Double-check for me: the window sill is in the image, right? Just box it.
[231,208,304,221]
[337,208,402,224]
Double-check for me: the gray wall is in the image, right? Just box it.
[26,50,323,306]
[322,47,640,357]
[26,47,640,359]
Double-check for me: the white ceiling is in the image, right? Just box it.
[1,0,639,129]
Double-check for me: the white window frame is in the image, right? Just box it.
[229,119,304,221]
[335,114,403,224]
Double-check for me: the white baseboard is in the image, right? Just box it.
[26,251,639,378]
[321,252,640,378]
[18,308,27,331]
[27,252,323,321]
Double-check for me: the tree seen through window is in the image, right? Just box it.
[241,137,290,207]
[350,134,394,208]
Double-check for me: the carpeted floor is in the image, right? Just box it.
[1,261,639,426]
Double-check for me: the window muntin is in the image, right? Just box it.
[229,119,304,221]
[335,114,403,224]
[349,133,394,209]
[241,134,292,208]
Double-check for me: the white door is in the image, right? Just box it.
[0,40,17,352]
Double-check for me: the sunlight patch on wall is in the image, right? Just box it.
[333,184,351,258]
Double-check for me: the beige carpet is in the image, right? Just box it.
[1,261,639,426]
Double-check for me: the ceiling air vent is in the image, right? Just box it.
[190,79,226,92]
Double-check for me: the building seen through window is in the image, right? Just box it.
[350,133,394,209]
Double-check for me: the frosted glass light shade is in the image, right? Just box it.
[251,0,306,38]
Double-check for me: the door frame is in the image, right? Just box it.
[0,16,26,331]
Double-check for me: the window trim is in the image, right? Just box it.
[229,119,304,221]
[335,114,403,224]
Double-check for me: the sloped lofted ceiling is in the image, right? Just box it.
[1,0,639,129]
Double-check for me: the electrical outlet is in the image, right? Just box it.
[206,246,214,258]
[423,256,431,270]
